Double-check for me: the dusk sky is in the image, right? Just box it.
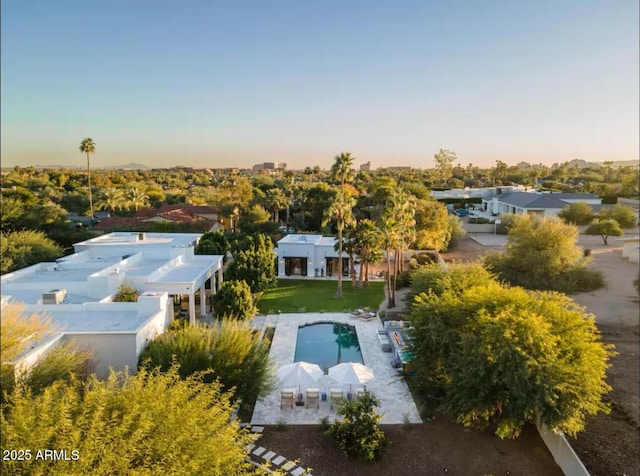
[1,1,638,170]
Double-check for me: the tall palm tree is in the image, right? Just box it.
[322,190,356,298]
[79,137,96,219]
[328,152,356,293]
[381,188,415,307]
[353,219,384,287]
[330,152,355,189]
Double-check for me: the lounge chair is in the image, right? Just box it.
[330,388,344,409]
[280,389,295,410]
[359,311,376,321]
[306,387,320,409]
[354,387,367,399]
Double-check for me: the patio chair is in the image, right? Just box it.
[359,311,376,321]
[354,387,367,399]
[306,387,320,409]
[280,389,295,410]
[330,388,344,409]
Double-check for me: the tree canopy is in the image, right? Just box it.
[484,214,604,293]
[226,233,277,293]
[1,230,63,274]
[557,202,595,225]
[585,219,624,245]
[408,263,614,439]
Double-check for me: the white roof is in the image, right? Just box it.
[73,232,200,248]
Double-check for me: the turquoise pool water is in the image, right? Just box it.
[294,322,363,373]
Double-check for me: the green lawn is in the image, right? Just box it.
[257,279,386,314]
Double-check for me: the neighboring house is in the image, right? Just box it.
[94,205,224,232]
[276,234,355,278]
[482,192,602,217]
[1,232,225,377]
[431,185,529,200]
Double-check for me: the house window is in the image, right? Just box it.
[284,257,307,276]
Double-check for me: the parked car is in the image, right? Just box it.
[454,209,471,217]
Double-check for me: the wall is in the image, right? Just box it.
[536,425,590,476]
[63,333,138,378]
[463,224,495,233]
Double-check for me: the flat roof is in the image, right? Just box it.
[2,289,97,305]
[5,267,97,284]
[74,232,200,248]
[149,256,220,284]
[278,234,324,244]
[41,309,151,333]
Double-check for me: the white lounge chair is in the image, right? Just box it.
[330,388,344,409]
[306,387,320,409]
[280,388,295,410]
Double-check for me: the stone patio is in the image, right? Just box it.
[250,312,422,425]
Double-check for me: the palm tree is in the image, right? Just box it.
[264,188,289,223]
[330,152,355,189]
[380,188,415,307]
[322,190,356,298]
[79,137,96,219]
[96,187,127,214]
[128,187,150,212]
[335,225,358,288]
[353,219,384,287]
[327,152,356,296]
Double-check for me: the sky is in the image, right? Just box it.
[1,1,638,170]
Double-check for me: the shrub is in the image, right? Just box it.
[113,281,139,302]
[139,320,274,407]
[328,390,388,461]
[468,217,492,224]
[211,280,257,320]
[395,270,412,289]
[557,202,595,225]
[485,215,605,293]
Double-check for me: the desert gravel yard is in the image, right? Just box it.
[258,417,562,476]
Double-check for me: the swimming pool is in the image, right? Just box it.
[294,322,363,373]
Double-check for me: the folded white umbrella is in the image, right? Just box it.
[276,361,324,395]
[328,362,374,393]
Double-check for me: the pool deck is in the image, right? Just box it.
[250,312,422,425]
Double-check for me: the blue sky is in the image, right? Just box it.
[1,1,638,169]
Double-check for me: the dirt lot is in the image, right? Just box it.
[259,417,562,476]
[442,235,640,476]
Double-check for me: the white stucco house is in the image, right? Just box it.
[276,234,358,278]
[482,192,602,217]
[1,232,224,377]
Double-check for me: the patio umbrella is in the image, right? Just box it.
[328,362,374,394]
[276,361,324,396]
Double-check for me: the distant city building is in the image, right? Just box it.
[252,162,287,171]
[360,161,371,172]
